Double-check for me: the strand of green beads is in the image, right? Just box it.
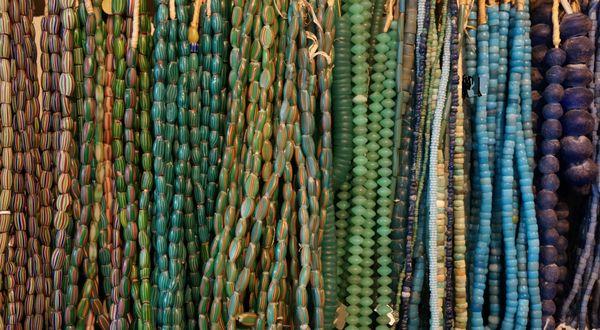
[136,0,153,326]
[172,0,189,325]
[7,0,31,324]
[100,12,115,304]
[297,6,325,327]
[186,3,203,324]
[206,0,228,249]
[76,2,98,326]
[0,0,11,326]
[332,13,354,190]
[332,12,353,304]
[372,22,397,329]
[251,0,279,326]
[17,0,43,326]
[335,181,351,301]
[88,0,111,326]
[39,1,55,326]
[184,1,201,326]
[50,0,77,326]
[222,0,265,324]
[162,0,182,325]
[196,2,212,265]
[196,0,250,325]
[109,0,127,324]
[316,0,336,326]
[262,0,294,326]
[437,149,448,327]
[123,0,140,325]
[61,2,83,326]
[346,0,374,325]
[151,0,169,324]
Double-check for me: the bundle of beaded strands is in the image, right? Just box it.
[2,0,600,327]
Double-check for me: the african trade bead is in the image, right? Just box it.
[347,0,375,327]
[0,2,10,327]
[73,2,99,326]
[39,1,56,327]
[184,2,201,327]
[50,0,78,326]
[136,0,153,327]
[368,25,397,330]
[151,0,170,325]
[109,0,128,324]
[391,0,417,308]
[7,0,40,326]
[335,180,351,302]
[332,15,354,189]
[469,11,492,328]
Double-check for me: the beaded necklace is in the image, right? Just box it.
[39,1,55,327]
[150,0,169,324]
[136,0,153,326]
[50,0,77,326]
[7,0,40,326]
[346,0,375,325]
[75,1,101,326]
[0,0,10,327]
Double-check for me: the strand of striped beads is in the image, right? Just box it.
[123,0,141,325]
[49,0,77,326]
[315,0,336,325]
[219,0,265,323]
[261,0,297,326]
[100,6,115,305]
[194,0,211,267]
[136,0,153,326]
[81,0,110,326]
[205,0,229,256]
[163,0,183,325]
[197,0,253,325]
[248,0,279,325]
[369,21,397,329]
[16,0,44,327]
[73,1,97,326]
[184,0,202,325]
[150,0,169,324]
[39,1,55,327]
[345,0,374,327]
[0,0,11,327]
[7,0,36,324]
[109,0,127,324]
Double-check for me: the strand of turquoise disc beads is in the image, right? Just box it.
[346,0,375,326]
[370,22,398,329]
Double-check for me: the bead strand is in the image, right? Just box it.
[150,0,169,324]
[75,3,99,326]
[7,0,31,324]
[346,0,374,326]
[39,2,55,326]
[136,0,153,326]
[50,0,77,326]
